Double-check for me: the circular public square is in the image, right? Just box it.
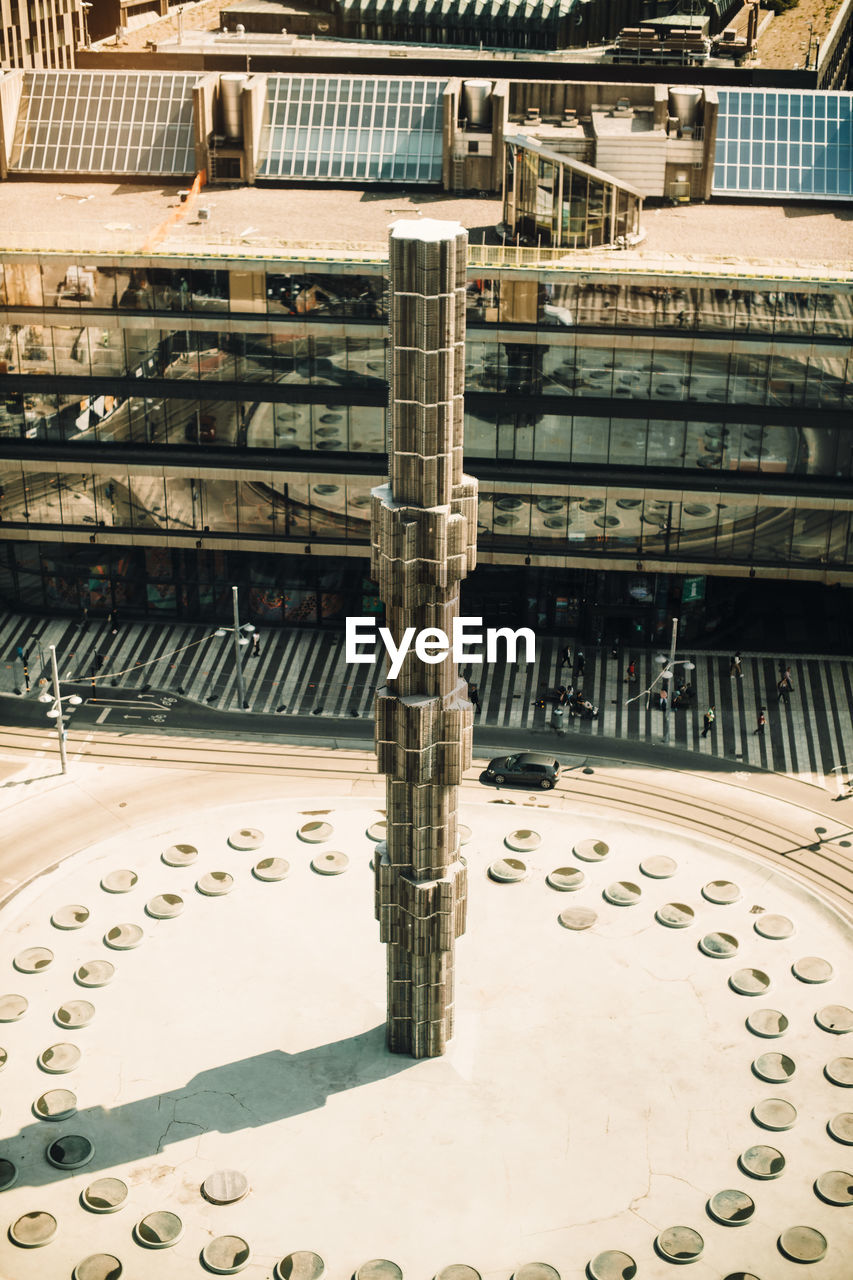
[0,776,851,1280]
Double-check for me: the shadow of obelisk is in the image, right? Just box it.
[371,220,478,1058]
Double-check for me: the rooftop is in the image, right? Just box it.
[0,181,851,275]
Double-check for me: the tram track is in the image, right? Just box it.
[2,724,851,918]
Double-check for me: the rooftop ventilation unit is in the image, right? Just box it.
[220,73,247,142]
[462,80,492,129]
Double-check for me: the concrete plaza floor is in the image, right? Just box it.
[0,744,851,1279]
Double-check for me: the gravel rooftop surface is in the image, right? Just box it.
[1,181,850,269]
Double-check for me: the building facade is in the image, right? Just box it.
[0,69,851,647]
[0,0,82,69]
[1,239,850,643]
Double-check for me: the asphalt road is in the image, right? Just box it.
[0,682,773,782]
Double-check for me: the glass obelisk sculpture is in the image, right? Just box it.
[371,220,478,1058]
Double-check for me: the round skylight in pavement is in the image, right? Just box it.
[9,1210,57,1247]
[702,880,741,905]
[73,1256,123,1280]
[311,852,349,876]
[81,1178,128,1214]
[162,843,198,867]
[228,828,265,850]
[729,968,772,996]
[489,858,528,883]
[100,870,137,894]
[133,1210,183,1248]
[103,923,143,950]
[38,1042,81,1074]
[752,1098,797,1131]
[574,839,609,862]
[654,1226,704,1263]
[275,1251,326,1280]
[777,1226,827,1263]
[707,1189,755,1226]
[254,857,290,882]
[201,1234,251,1273]
[828,1113,853,1144]
[75,960,115,988]
[13,946,53,973]
[639,855,677,878]
[746,1009,788,1038]
[792,956,833,983]
[546,867,585,892]
[202,1169,249,1205]
[505,830,541,853]
[558,906,597,930]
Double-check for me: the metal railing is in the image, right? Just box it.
[1,238,851,287]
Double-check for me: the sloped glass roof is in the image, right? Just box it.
[10,71,198,176]
[257,76,446,183]
[713,89,853,201]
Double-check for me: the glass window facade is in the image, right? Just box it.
[1,250,851,591]
[503,140,642,249]
[0,539,374,625]
[2,467,850,576]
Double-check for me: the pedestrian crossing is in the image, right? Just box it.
[1,610,851,792]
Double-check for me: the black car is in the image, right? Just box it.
[484,752,561,789]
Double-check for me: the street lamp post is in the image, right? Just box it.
[214,586,254,709]
[38,644,82,775]
[656,616,695,743]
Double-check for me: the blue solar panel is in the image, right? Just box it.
[713,89,853,200]
[257,76,446,183]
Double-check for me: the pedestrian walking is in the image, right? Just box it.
[559,644,572,668]
[777,677,789,702]
[754,706,767,735]
[660,688,669,714]
[701,704,716,738]
[251,633,261,658]
[626,659,636,683]
[109,608,119,635]
[782,665,794,692]
[729,652,742,678]
[468,682,480,713]
[575,650,585,678]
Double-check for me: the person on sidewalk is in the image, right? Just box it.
[468,682,481,713]
[109,608,119,635]
[574,651,585,678]
[754,707,767,735]
[777,676,790,703]
[559,645,572,668]
[252,633,261,658]
[781,665,794,693]
[729,653,742,678]
[626,659,636,683]
[659,687,669,714]
[701,705,716,738]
